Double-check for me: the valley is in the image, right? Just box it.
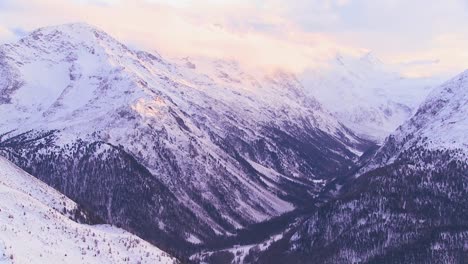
[0,22,466,264]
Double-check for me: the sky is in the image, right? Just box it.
[0,0,467,78]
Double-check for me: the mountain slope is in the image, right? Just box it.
[0,156,177,264]
[0,23,373,252]
[301,53,440,141]
[246,70,468,264]
[367,69,468,167]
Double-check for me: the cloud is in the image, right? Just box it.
[11,27,28,38]
[0,0,361,73]
[402,59,440,67]
[0,26,14,42]
[0,0,466,77]
[392,33,468,78]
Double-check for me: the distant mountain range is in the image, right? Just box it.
[301,52,441,141]
[1,23,465,264]
[0,23,371,256]
[207,68,468,264]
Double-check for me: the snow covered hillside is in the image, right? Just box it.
[365,69,468,170]
[243,69,468,264]
[0,21,463,264]
[0,23,373,252]
[0,156,177,264]
[301,52,441,141]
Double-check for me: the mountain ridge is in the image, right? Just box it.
[0,23,373,255]
[301,52,441,141]
[239,68,468,264]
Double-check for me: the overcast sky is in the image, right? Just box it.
[0,0,467,78]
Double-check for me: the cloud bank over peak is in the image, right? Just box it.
[0,0,466,78]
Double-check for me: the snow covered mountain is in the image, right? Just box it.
[235,70,468,264]
[301,52,440,141]
[367,69,468,167]
[0,23,373,253]
[0,156,177,264]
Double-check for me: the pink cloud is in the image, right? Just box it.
[0,0,362,73]
[0,0,466,77]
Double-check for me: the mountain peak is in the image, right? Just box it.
[32,22,106,37]
[365,68,468,169]
[359,51,382,65]
[15,22,124,52]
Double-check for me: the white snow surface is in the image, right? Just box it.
[0,156,177,264]
[358,69,468,174]
[0,23,346,139]
[301,52,442,141]
[387,70,468,156]
[192,229,288,264]
[0,23,442,145]
[0,23,369,230]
